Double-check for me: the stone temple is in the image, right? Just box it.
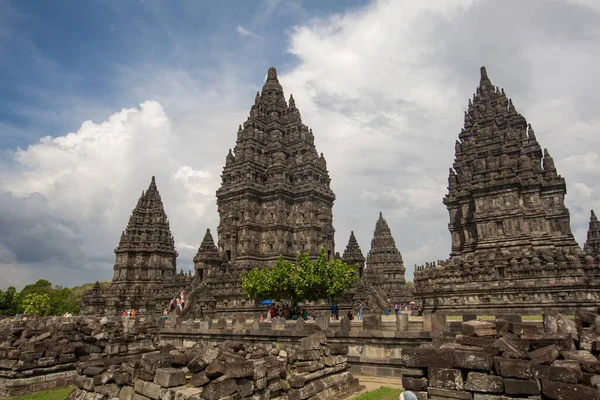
[414,67,600,315]
[82,177,192,315]
[585,210,600,259]
[83,67,412,316]
[363,213,411,304]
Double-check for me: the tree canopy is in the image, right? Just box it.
[0,279,109,316]
[241,248,360,304]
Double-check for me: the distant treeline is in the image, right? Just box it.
[0,279,109,316]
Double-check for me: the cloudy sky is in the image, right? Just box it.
[1,0,599,290]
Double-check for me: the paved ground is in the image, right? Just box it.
[341,374,403,399]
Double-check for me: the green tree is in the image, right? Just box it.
[22,293,51,316]
[241,248,359,304]
[405,281,414,291]
[0,286,19,315]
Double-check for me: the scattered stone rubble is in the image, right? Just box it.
[400,312,600,399]
[0,316,161,398]
[68,332,361,400]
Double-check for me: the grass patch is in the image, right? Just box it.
[354,387,402,400]
[8,387,74,400]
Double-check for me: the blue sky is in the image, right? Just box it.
[1,0,599,289]
[1,0,367,149]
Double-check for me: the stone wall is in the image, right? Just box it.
[399,312,600,399]
[0,316,162,398]
[68,333,361,400]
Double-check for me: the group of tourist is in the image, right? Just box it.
[163,290,186,316]
[260,304,317,321]
[393,302,423,316]
[121,309,137,317]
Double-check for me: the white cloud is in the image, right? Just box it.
[2,0,600,290]
[236,25,261,39]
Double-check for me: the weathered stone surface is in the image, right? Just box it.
[464,372,503,393]
[556,315,578,340]
[504,378,540,395]
[188,347,220,374]
[199,376,238,400]
[402,377,428,391]
[532,364,581,384]
[154,368,186,388]
[527,344,560,365]
[402,349,454,368]
[493,358,531,379]
[427,387,472,399]
[542,379,600,400]
[462,321,497,337]
[300,333,326,351]
[453,350,492,371]
[141,354,174,375]
[400,368,425,377]
[190,372,209,387]
[429,368,464,391]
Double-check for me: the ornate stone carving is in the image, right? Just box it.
[584,210,600,258]
[414,67,598,315]
[364,212,411,303]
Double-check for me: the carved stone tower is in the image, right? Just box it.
[82,176,190,315]
[342,231,365,278]
[112,176,178,283]
[445,67,575,256]
[193,229,222,284]
[364,212,410,303]
[414,67,599,315]
[585,210,600,258]
[216,67,336,271]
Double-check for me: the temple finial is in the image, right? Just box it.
[267,66,278,81]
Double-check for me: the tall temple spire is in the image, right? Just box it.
[445,66,574,256]
[342,231,365,278]
[415,66,590,316]
[212,65,336,308]
[584,210,600,258]
[113,176,178,282]
[364,213,409,302]
[193,228,221,283]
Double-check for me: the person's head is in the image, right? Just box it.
[399,391,418,400]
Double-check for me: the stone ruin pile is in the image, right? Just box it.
[0,316,161,398]
[400,312,600,399]
[68,332,361,400]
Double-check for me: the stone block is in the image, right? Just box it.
[464,372,503,393]
[427,387,472,399]
[493,358,531,379]
[362,314,382,331]
[453,350,492,371]
[402,348,454,368]
[205,359,226,378]
[503,378,540,395]
[461,321,496,337]
[580,328,600,351]
[190,372,209,387]
[462,314,477,322]
[527,344,560,365]
[154,368,186,388]
[235,378,254,397]
[556,314,578,340]
[396,314,409,332]
[532,364,582,384]
[542,379,600,400]
[402,377,428,391]
[141,353,174,374]
[400,367,425,377]
[428,368,464,390]
[315,314,330,330]
[119,386,134,400]
[200,376,238,400]
[300,333,326,350]
[495,314,522,323]
[188,347,220,373]
[226,360,254,378]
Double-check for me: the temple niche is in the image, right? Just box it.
[363,213,411,304]
[81,177,191,315]
[199,67,336,311]
[414,67,600,315]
